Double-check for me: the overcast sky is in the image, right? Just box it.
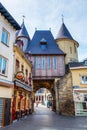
[0,0,87,61]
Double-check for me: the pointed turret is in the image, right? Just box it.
[56,22,73,40]
[16,21,30,40]
[56,20,79,64]
[16,21,30,52]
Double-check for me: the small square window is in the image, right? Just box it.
[81,76,87,84]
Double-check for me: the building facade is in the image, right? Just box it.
[70,59,87,116]
[0,3,20,127]
[12,43,33,121]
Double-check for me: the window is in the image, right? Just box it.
[84,60,87,65]
[25,69,28,84]
[84,94,87,101]
[21,65,24,72]
[15,59,20,73]
[40,38,47,50]
[35,57,39,69]
[47,57,50,69]
[83,102,87,109]
[53,56,57,69]
[0,56,7,75]
[41,44,47,50]
[1,28,9,45]
[74,43,76,53]
[41,57,45,69]
[81,76,87,84]
[70,47,72,54]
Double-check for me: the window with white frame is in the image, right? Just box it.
[81,76,87,84]
[0,56,7,75]
[1,28,9,45]
[84,60,87,65]
[41,57,45,69]
[47,56,50,69]
[53,56,57,69]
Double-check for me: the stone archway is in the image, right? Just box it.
[33,79,56,111]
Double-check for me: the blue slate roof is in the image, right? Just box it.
[69,60,87,68]
[56,23,73,40]
[27,30,65,55]
[0,3,20,30]
[16,22,30,40]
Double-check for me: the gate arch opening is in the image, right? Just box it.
[33,79,56,111]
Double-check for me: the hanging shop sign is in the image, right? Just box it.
[15,71,24,80]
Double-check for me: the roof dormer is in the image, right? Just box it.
[40,38,47,50]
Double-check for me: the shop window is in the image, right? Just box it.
[81,76,87,84]
[0,56,7,75]
[1,28,9,46]
[83,102,87,109]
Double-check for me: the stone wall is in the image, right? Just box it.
[56,72,75,116]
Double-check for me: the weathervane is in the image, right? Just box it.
[61,14,64,23]
[22,15,25,23]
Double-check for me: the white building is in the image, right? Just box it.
[0,3,20,127]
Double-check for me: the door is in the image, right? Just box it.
[4,98,11,126]
[0,98,4,127]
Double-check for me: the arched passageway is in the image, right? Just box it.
[32,79,56,112]
[35,88,52,108]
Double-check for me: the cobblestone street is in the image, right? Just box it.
[0,104,87,130]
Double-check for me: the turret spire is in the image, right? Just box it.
[61,14,64,23]
[22,15,25,23]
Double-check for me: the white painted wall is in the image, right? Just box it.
[0,14,16,82]
[0,86,12,98]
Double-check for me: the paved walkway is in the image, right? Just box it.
[0,104,87,130]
